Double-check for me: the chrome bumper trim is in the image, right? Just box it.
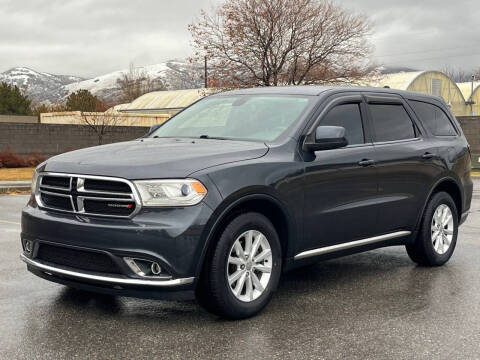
[294,230,411,260]
[21,254,194,287]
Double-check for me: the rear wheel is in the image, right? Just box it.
[406,191,458,266]
[197,212,282,319]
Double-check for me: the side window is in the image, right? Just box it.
[320,103,365,145]
[369,104,416,142]
[409,100,457,136]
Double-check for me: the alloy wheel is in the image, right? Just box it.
[431,204,454,255]
[226,230,272,302]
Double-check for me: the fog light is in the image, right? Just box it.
[124,257,163,277]
[24,240,33,253]
[151,262,162,275]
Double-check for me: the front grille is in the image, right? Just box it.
[84,198,136,216]
[84,179,131,193]
[42,175,71,189]
[36,173,139,218]
[36,243,122,274]
[40,192,73,211]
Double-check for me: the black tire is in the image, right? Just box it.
[406,191,458,266]
[197,212,282,319]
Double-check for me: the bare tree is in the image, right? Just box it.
[473,68,480,82]
[188,0,376,88]
[79,111,124,145]
[442,66,472,83]
[116,63,167,103]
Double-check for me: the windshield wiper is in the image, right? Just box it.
[151,135,229,140]
[198,135,228,140]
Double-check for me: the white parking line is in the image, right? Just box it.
[0,220,20,225]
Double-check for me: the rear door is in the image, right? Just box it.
[301,94,378,252]
[364,93,439,234]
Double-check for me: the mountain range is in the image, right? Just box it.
[0,61,202,105]
[0,63,417,106]
[0,67,84,104]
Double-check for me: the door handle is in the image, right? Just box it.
[422,152,435,159]
[358,159,375,167]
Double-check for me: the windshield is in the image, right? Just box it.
[150,95,312,142]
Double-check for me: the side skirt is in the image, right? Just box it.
[294,231,412,261]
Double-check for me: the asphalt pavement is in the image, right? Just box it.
[1,182,480,359]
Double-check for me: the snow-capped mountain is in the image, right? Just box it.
[65,61,202,103]
[65,63,171,104]
[0,67,84,104]
[0,61,203,105]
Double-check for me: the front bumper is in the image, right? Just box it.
[21,254,196,300]
[21,200,214,299]
[21,254,194,287]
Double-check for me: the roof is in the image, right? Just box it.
[217,84,442,99]
[457,81,480,101]
[367,71,425,90]
[117,89,209,111]
[218,85,334,96]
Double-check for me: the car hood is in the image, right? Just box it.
[44,137,269,179]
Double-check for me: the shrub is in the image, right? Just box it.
[0,148,46,168]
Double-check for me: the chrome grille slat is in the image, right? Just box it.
[35,172,141,218]
[40,175,72,191]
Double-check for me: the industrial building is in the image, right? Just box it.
[368,71,470,116]
[457,81,480,116]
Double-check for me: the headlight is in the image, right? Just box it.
[31,167,40,193]
[134,179,207,207]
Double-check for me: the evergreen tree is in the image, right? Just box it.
[66,89,104,112]
[0,82,32,115]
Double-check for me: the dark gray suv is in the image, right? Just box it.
[21,86,473,319]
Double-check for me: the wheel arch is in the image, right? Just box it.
[195,193,296,279]
[416,176,463,231]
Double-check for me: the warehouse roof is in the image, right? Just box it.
[368,71,425,90]
[457,81,480,102]
[115,89,208,113]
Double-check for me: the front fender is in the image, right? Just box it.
[195,189,300,279]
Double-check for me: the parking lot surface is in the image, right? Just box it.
[1,182,480,359]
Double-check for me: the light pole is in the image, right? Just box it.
[204,56,208,88]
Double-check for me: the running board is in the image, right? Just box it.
[294,231,411,260]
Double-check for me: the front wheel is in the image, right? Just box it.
[406,191,458,266]
[197,212,282,319]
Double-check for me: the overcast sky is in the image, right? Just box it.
[1,0,479,78]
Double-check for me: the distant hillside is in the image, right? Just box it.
[0,67,84,104]
[0,61,203,105]
[65,61,203,104]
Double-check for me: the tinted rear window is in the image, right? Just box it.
[369,104,416,142]
[409,100,457,136]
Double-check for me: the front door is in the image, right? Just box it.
[301,95,378,253]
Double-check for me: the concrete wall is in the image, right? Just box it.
[0,114,38,123]
[0,122,148,157]
[458,116,480,168]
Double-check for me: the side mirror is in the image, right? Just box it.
[303,126,348,152]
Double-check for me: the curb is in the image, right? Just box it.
[0,181,31,194]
